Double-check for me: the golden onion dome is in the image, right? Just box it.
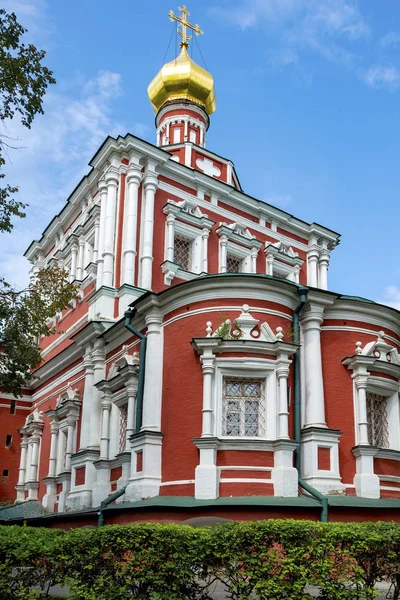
[147,46,216,116]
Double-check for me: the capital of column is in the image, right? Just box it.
[101,395,112,411]
[125,383,138,397]
[308,246,320,261]
[166,213,175,226]
[50,422,59,435]
[301,304,325,328]
[20,435,28,449]
[144,309,163,330]
[126,165,142,186]
[30,433,41,444]
[251,246,259,258]
[143,171,158,192]
[83,354,94,373]
[276,365,290,379]
[220,234,228,247]
[354,375,369,390]
[202,228,210,239]
[105,168,119,187]
[98,178,108,194]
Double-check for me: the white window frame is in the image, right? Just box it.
[173,221,202,274]
[214,359,277,440]
[223,242,253,273]
[353,377,400,450]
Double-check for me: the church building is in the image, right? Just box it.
[1,6,400,526]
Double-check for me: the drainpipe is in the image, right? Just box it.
[97,485,127,527]
[124,308,147,434]
[293,286,328,522]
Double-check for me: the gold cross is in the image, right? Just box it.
[169,5,203,49]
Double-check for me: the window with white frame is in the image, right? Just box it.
[226,254,241,273]
[366,392,389,448]
[118,403,128,453]
[222,377,265,437]
[174,235,192,271]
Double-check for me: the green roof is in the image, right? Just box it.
[0,501,45,522]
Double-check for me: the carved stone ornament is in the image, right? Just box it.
[354,331,400,365]
[207,305,285,342]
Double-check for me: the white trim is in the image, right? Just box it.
[162,305,292,330]
[380,486,400,492]
[220,466,273,471]
[41,314,89,359]
[31,363,84,402]
[321,325,399,348]
[220,478,273,484]
[160,479,195,486]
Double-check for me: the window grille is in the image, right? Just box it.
[222,377,265,437]
[119,403,128,453]
[366,392,389,448]
[174,235,191,271]
[226,255,241,273]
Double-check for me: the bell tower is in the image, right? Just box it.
[147,6,216,149]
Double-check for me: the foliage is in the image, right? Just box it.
[0,8,55,232]
[0,520,399,599]
[0,9,77,397]
[0,266,78,396]
[214,313,243,340]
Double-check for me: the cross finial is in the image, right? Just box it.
[169,5,203,49]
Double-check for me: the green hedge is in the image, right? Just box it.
[0,520,399,599]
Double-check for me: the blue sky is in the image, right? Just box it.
[2,0,400,308]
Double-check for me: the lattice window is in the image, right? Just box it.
[119,403,128,453]
[226,255,241,273]
[174,235,191,271]
[366,393,389,448]
[222,377,265,437]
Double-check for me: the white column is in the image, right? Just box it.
[70,242,78,282]
[184,118,189,141]
[202,228,209,272]
[29,435,40,482]
[76,237,85,280]
[140,168,158,290]
[294,265,301,284]
[200,350,215,437]
[102,170,119,287]
[48,421,59,477]
[125,384,138,449]
[141,309,163,431]
[251,247,258,274]
[199,126,205,147]
[156,130,161,147]
[93,217,100,264]
[277,362,290,439]
[65,418,75,471]
[307,244,319,287]
[319,250,330,291]
[122,163,142,286]
[219,235,228,273]
[355,375,370,445]
[166,121,170,144]
[89,339,105,449]
[96,180,108,289]
[17,434,28,487]
[166,214,175,262]
[266,254,274,276]
[100,393,112,459]
[79,351,94,450]
[301,305,327,428]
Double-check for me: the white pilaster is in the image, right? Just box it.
[100,393,112,459]
[200,349,215,437]
[125,384,138,449]
[141,309,163,431]
[65,418,75,472]
[165,214,175,262]
[220,234,228,273]
[48,421,59,477]
[353,446,380,498]
[76,237,85,281]
[202,228,209,272]
[90,339,105,448]
[194,440,219,500]
[251,247,258,274]
[307,237,320,287]
[70,242,78,282]
[301,302,327,428]
[102,169,119,288]
[79,351,94,450]
[140,165,158,290]
[96,179,108,289]
[271,440,298,497]
[318,248,330,291]
[355,374,370,445]
[276,361,290,439]
[16,434,28,501]
[122,160,142,286]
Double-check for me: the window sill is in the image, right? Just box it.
[161,260,201,285]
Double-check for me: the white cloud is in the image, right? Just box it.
[1,69,125,289]
[210,0,370,71]
[378,286,400,310]
[362,65,400,90]
[380,31,400,48]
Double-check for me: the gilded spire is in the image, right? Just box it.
[169,5,203,49]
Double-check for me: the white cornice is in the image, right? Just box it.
[325,299,400,338]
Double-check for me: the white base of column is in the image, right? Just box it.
[352,447,380,498]
[118,285,146,316]
[57,473,71,513]
[301,427,345,495]
[42,478,57,512]
[194,465,219,500]
[15,485,26,503]
[87,286,117,321]
[92,462,111,507]
[66,451,100,511]
[26,482,39,501]
[354,473,380,499]
[116,458,131,503]
[271,441,298,497]
[125,477,161,503]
